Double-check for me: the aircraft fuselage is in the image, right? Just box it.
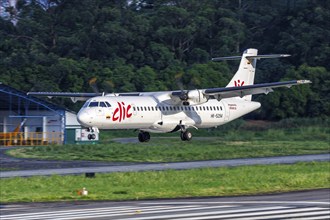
[77,94,261,134]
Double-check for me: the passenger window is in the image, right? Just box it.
[88,102,99,107]
[151,107,154,111]
[144,107,147,111]
[220,106,223,110]
[217,106,219,111]
[148,107,151,111]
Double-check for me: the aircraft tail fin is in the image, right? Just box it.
[212,49,290,101]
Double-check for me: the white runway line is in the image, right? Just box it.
[0,205,232,220]
[122,206,290,220]
[292,216,330,220]
[142,200,330,205]
[247,210,330,220]
[172,207,329,220]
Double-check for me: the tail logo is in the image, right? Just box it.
[234,80,245,87]
[112,102,132,122]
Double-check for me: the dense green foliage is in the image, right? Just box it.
[1,162,329,203]
[1,0,329,119]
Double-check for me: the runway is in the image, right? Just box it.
[1,189,329,220]
[1,153,329,178]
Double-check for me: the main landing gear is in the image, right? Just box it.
[180,130,192,141]
[138,131,150,142]
[137,130,192,142]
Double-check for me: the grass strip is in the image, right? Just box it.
[7,122,329,162]
[8,140,329,162]
[1,162,329,203]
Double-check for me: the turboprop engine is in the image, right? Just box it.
[170,89,208,105]
[186,89,208,105]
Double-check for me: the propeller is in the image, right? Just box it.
[88,77,99,93]
[88,77,116,96]
[174,72,190,104]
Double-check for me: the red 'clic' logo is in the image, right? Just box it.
[112,102,132,122]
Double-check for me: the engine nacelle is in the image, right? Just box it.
[187,90,208,105]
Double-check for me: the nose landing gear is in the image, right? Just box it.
[87,127,99,140]
[88,133,96,140]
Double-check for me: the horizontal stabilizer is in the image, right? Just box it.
[212,54,290,61]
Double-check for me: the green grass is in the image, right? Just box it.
[8,139,329,162]
[1,162,329,203]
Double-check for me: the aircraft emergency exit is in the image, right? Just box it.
[28,49,311,142]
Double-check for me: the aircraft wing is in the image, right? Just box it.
[28,80,311,102]
[27,91,141,102]
[203,80,311,99]
[27,92,103,102]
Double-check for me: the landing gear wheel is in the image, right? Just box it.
[180,130,192,141]
[88,134,96,140]
[138,131,150,142]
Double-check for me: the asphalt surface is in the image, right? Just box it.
[1,189,329,219]
[0,147,136,170]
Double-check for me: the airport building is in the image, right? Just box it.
[0,83,98,146]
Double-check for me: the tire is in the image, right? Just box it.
[138,132,145,142]
[182,130,192,141]
[180,132,186,141]
[138,132,150,142]
[144,132,150,142]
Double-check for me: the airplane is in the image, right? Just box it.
[0,119,27,144]
[28,48,311,142]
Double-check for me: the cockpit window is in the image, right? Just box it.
[88,102,99,107]
[83,102,89,108]
[105,102,111,107]
[99,102,107,107]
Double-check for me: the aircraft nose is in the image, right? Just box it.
[77,110,91,126]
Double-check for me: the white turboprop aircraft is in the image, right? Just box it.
[28,49,311,142]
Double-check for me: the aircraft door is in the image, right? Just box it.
[222,101,230,121]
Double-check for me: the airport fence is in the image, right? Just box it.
[0,132,63,146]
